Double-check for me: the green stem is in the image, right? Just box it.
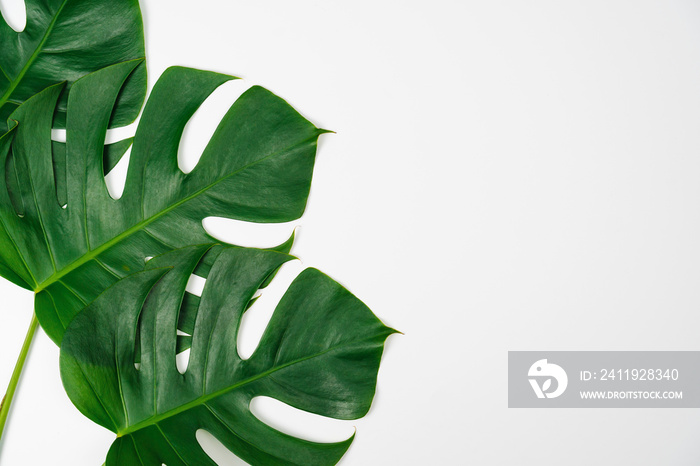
[0,313,39,443]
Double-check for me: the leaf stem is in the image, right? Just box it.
[0,312,39,444]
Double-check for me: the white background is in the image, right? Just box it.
[2,0,700,464]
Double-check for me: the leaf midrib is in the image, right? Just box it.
[0,0,70,112]
[118,333,379,437]
[35,133,319,292]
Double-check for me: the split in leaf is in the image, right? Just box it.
[60,245,396,466]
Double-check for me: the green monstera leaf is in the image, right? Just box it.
[0,0,147,132]
[60,245,396,466]
[0,60,327,344]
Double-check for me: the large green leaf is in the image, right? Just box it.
[60,245,395,465]
[0,60,326,344]
[0,0,146,132]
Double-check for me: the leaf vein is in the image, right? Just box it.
[0,0,70,111]
[119,333,382,436]
[114,325,130,427]
[37,133,320,292]
[73,356,119,431]
[43,289,68,328]
[0,211,37,288]
[93,258,122,280]
[23,150,57,272]
[56,280,87,305]
[129,435,147,466]
[155,423,187,465]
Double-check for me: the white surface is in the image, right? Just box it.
[2,0,700,464]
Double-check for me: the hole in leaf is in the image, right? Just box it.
[105,121,138,144]
[144,256,153,263]
[175,348,190,374]
[250,397,354,443]
[186,274,206,297]
[237,262,303,360]
[203,217,297,250]
[196,429,248,466]
[51,129,66,143]
[0,0,26,32]
[104,145,131,200]
[178,80,252,174]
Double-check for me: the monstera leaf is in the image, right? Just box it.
[0,0,146,132]
[0,60,326,344]
[60,245,395,465]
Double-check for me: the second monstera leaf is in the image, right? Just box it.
[60,245,395,465]
[0,0,147,131]
[0,60,327,344]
